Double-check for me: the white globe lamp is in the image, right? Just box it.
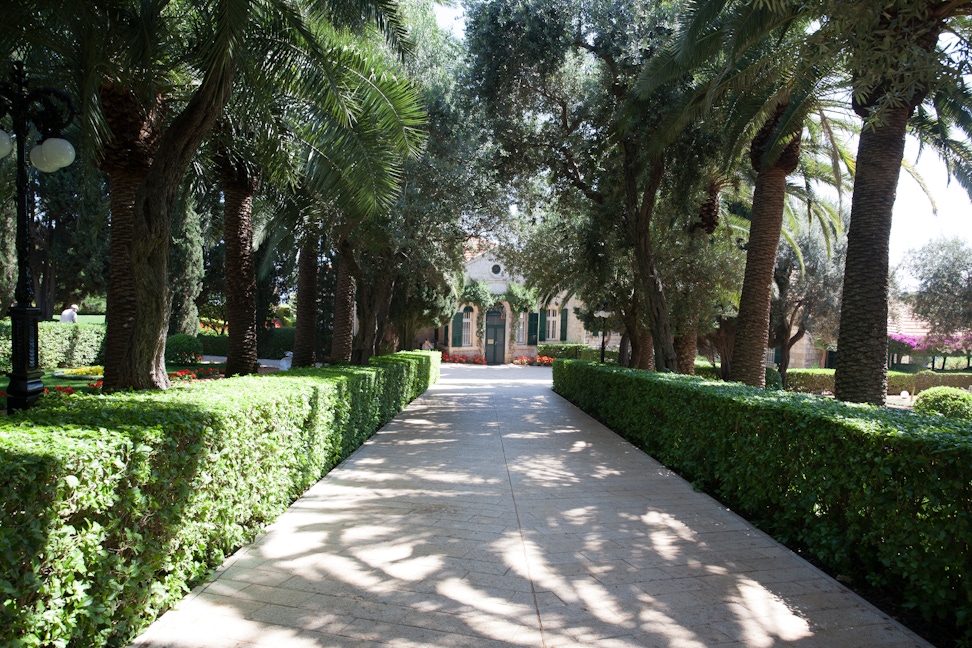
[41,137,76,168]
[0,130,12,159]
[29,143,61,173]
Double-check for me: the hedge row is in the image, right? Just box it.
[552,360,972,640]
[198,328,295,360]
[0,321,106,372]
[787,368,972,395]
[537,343,620,363]
[0,351,439,648]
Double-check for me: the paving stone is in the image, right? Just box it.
[129,365,930,648]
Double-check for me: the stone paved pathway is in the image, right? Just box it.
[131,364,929,647]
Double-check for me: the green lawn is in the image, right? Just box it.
[48,314,106,325]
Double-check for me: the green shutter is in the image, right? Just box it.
[528,313,539,345]
[452,312,464,346]
[560,307,568,341]
[538,310,547,342]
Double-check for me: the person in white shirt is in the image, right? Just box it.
[59,304,78,323]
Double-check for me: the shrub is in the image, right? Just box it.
[684,364,781,390]
[785,368,836,393]
[764,367,783,390]
[164,334,203,365]
[198,331,229,356]
[0,321,106,372]
[577,347,619,363]
[537,343,589,358]
[914,369,972,394]
[258,327,295,359]
[553,360,972,641]
[198,329,298,360]
[914,386,972,420]
[0,351,438,648]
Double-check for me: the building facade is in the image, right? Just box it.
[421,250,587,364]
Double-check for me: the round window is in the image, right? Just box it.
[491,264,501,275]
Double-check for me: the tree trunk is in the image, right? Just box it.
[674,326,697,375]
[834,106,912,404]
[293,234,318,367]
[779,325,806,390]
[222,159,259,376]
[636,326,655,371]
[351,264,395,365]
[729,106,801,388]
[623,147,678,372]
[728,167,790,387]
[98,84,158,390]
[100,39,239,390]
[102,167,145,390]
[329,240,357,363]
[618,332,630,367]
[703,316,736,380]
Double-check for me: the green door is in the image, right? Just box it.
[485,311,505,365]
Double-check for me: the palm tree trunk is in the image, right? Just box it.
[636,326,655,370]
[329,240,356,363]
[834,105,912,404]
[675,326,697,374]
[98,37,239,390]
[221,160,259,376]
[293,234,318,367]
[729,166,789,387]
[102,168,143,391]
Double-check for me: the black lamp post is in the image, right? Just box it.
[0,61,77,413]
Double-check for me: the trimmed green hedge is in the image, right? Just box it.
[694,364,783,390]
[198,328,295,360]
[538,343,590,358]
[198,331,229,357]
[787,368,972,395]
[0,351,439,648]
[914,386,972,421]
[0,321,106,372]
[553,360,972,640]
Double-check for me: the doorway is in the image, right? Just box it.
[485,310,506,365]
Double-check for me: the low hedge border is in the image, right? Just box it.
[787,367,972,395]
[0,321,106,372]
[552,360,972,641]
[537,343,619,363]
[0,351,439,647]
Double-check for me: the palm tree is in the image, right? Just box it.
[645,0,972,401]
[637,4,849,386]
[3,0,414,389]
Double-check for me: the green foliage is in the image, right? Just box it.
[537,343,589,359]
[914,386,972,421]
[787,368,972,396]
[0,351,438,647]
[553,360,972,641]
[690,364,782,390]
[197,329,296,360]
[764,367,783,390]
[164,335,203,366]
[168,184,205,337]
[502,282,536,314]
[0,322,106,372]
[259,327,296,360]
[198,332,229,357]
[460,279,497,311]
[904,237,972,338]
